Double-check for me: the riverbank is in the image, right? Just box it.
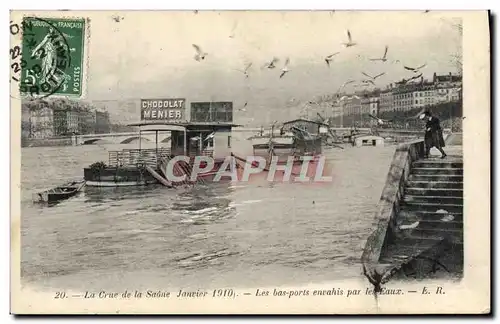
[22,137,73,148]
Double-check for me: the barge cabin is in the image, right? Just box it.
[84,121,240,187]
[249,119,326,160]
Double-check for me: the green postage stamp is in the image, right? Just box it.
[20,17,86,98]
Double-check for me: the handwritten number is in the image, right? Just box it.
[10,46,21,60]
[10,21,19,35]
[11,63,20,73]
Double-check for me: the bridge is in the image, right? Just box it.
[73,132,172,145]
[73,127,438,146]
[72,128,263,145]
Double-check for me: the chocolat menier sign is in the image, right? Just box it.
[140,98,186,121]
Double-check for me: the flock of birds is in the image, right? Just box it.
[190,24,431,117]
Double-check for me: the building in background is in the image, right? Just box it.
[341,95,361,116]
[392,84,417,112]
[79,110,97,135]
[338,72,461,119]
[26,101,111,139]
[29,107,54,139]
[95,111,111,134]
[379,87,394,113]
[369,96,379,116]
[360,96,371,116]
[66,110,80,134]
[53,109,68,136]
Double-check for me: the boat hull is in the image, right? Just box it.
[33,181,86,203]
[84,161,230,187]
[84,167,158,187]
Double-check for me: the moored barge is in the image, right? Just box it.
[84,121,240,187]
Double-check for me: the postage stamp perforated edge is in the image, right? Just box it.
[12,12,90,100]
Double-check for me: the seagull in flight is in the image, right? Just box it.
[397,74,423,85]
[263,57,280,69]
[362,72,385,80]
[342,30,357,48]
[235,63,252,78]
[407,73,423,83]
[404,63,427,73]
[336,80,355,93]
[238,102,248,112]
[279,57,290,78]
[192,44,208,61]
[111,15,124,23]
[325,52,340,67]
[369,113,392,125]
[395,78,409,85]
[370,45,389,62]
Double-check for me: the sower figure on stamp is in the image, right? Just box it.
[420,110,447,159]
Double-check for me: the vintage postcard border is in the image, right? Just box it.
[9,10,491,314]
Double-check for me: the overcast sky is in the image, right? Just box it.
[36,11,464,125]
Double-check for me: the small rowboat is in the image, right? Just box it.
[33,180,86,204]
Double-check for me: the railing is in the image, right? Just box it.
[108,148,214,168]
[108,148,171,168]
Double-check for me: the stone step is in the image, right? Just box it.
[410,225,462,235]
[413,161,463,169]
[406,180,463,189]
[398,210,463,222]
[403,233,464,246]
[403,195,463,205]
[380,241,437,263]
[400,201,463,214]
[417,218,463,230]
[402,228,463,245]
[405,187,463,197]
[411,167,463,176]
[408,174,463,182]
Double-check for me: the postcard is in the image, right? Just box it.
[10,10,490,314]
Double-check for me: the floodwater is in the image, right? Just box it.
[20,132,397,291]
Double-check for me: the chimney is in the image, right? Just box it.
[433,72,437,83]
[449,72,452,81]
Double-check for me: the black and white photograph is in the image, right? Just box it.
[9,9,490,314]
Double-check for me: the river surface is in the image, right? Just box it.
[20,132,397,291]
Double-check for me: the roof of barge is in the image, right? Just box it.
[127,121,242,129]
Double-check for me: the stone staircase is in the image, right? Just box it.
[379,158,464,276]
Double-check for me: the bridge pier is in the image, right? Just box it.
[71,135,81,146]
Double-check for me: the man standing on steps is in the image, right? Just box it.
[420,110,447,159]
